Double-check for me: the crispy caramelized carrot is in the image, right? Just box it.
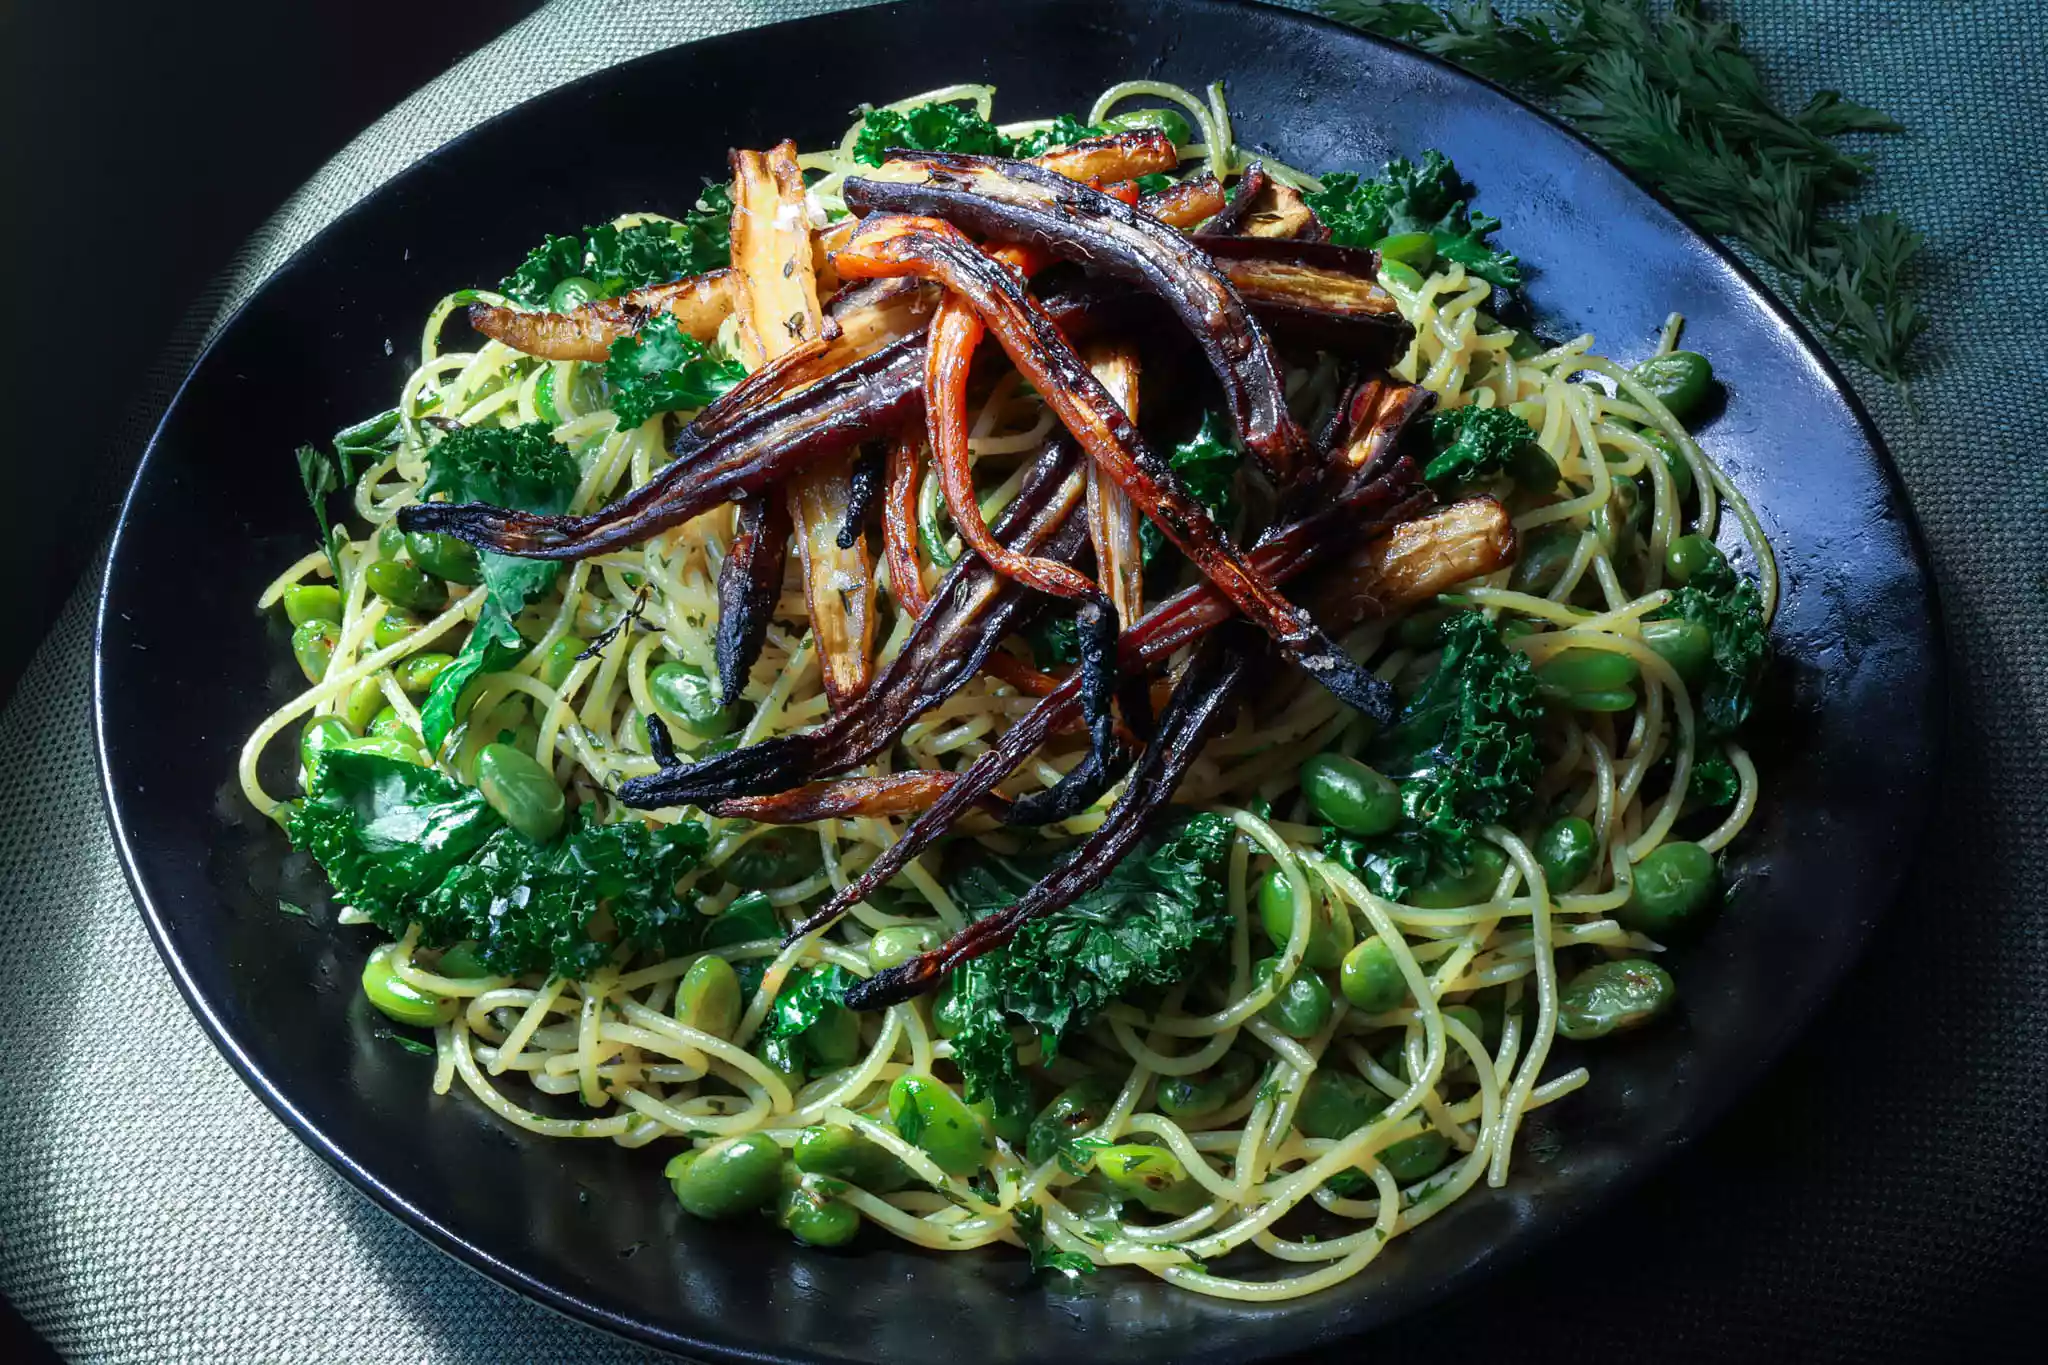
[468,271,740,361]
[843,153,1304,477]
[709,771,1008,823]
[618,441,1090,809]
[713,496,791,707]
[881,424,929,615]
[1202,236,1409,359]
[1307,497,1516,632]
[831,213,1394,720]
[1139,173,1227,230]
[1082,341,1145,627]
[1031,130,1179,184]
[734,141,874,707]
[845,629,1252,1008]
[785,452,1433,943]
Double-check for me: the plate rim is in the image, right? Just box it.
[91,0,1949,1358]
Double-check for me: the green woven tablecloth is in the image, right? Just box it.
[2,2,2039,1360]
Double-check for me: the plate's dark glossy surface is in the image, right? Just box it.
[94,1,1941,1360]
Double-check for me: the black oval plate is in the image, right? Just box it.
[95,1,1942,1360]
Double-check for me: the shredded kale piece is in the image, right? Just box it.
[418,601,524,755]
[419,422,580,614]
[1014,1202,1100,1279]
[498,188,732,307]
[287,748,710,980]
[602,314,747,430]
[1655,574,1767,737]
[1304,150,1520,289]
[1422,405,1546,491]
[760,964,860,1066]
[940,813,1234,1113]
[1319,1,1924,386]
[1142,409,1242,563]
[851,99,1108,166]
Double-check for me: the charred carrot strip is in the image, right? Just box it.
[832,213,1395,721]
[1031,130,1178,184]
[1082,341,1145,627]
[468,271,739,361]
[709,771,1008,824]
[713,496,791,708]
[785,460,1432,944]
[881,424,929,615]
[844,628,1253,1008]
[843,152,1304,476]
[1139,173,1226,230]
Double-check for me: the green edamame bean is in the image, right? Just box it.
[756,1036,807,1092]
[540,635,588,688]
[777,1171,861,1247]
[1102,107,1194,142]
[1641,617,1712,683]
[1380,1129,1452,1184]
[374,524,406,561]
[1094,1144,1203,1215]
[299,716,351,774]
[1664,533,1726,586]
[547,276,598,312]
[1621,841,1719,934]
[723,828,823,889]
[333,734,425,764]
[435,941,488,979]
[1557,958,1676,1040]
[1640,430,1695,502]
[1537,647,1640,700]
[1254,957,1334,1039]
[805,1002,863,1069]
[868,924,939,970]
[367,706,420,747]
[363,559,446,614]
[1301,753,1403,838]
[1508,440,1561,495]
[1569,687,1639,712]
[396,651,455,697]
[1444,1003,1485,1043]
[291,618,338,682]
[1510,527,1580,594]
[477,742,565,843]
[793,1125,913,1192]
[1256,867,1353,970]
[1296,1070,1388,1141]
[1379,259,1425,292]
[360,944,454,1027]
[372,610,421,649]
[1026,1079,1116,1166]
[649,662,733,739]
[666,1135,783,1219]
[1535,816,1598,891]
[1154,1050,1257,1121]
[341,675,385,732]
[888,1074,989,1176]
[404,531,482,586]
[1629,350,1714,420]
[969,1092,1032,1148]
[1339,935,1408,1014]
[1372,231,1437,271]
[1591,474,1643,551]
[283,584,342,626]
[1408,844,1509,908]
[675,956,741,1039]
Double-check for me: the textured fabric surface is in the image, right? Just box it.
[0,1,2040,1361]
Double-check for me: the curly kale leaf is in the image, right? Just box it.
[852,100,1016,165]
[1141,409,1242,563]
[1008,113,1111,158]
[418,601,525,754]
[498,188,732,307]
[1423,404,1552,492]
[419,422,580,613]
[1366,612,1544,872]
[1304,150,1520,288]
[603,314,747,430]
[288,750,710,980]
[941,813,1234,1109]
[1656,577,1767,737]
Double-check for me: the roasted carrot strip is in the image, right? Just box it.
[881,424,929,615]
[1083,341,1145,627]
[843,152,1304,477]
[832,213,1395,720]
[845,628,1252,1008]
[709,771,1008,824]
[713,496,791,707]
[468,271,739,361]
[1031,130,1178,184]
[1139,173,1226,230]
